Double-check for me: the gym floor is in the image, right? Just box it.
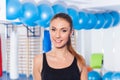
[0,71,33,80]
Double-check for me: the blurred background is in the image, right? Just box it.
[0,0,120,80]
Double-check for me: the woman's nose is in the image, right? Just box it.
[55,31,60,38]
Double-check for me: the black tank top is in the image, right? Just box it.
[41,53,81,80]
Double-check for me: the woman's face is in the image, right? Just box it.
[50,18,72,49]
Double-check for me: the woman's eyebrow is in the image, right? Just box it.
[61,27,68,30]
[50,26,69,30]
[51,26,56,28]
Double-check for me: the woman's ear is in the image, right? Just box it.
[70,29,74,37]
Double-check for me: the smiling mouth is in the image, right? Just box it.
[55,40,62,43]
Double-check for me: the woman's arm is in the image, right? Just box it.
[80,66,88,80]
[33,55,42,80]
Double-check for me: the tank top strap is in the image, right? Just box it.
[72,57,77,67]
[43,53,48,68]
[73,57,81,72]
[74,57,77,63]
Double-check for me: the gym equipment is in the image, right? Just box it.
[78,11,89,29]
[52,3,67,14]
[9,31,18,79]
[37,3,54,27]
[103,71,114,80]
[19,74,27,80]
[0,36,2,77]
[67,8,80,30]
[19,2,38,27]
[88,70,102,80]
[42,30,51,53]
[87,66,93,72]
[6,0,21,20]
[84,13,97,30]
[110,11,120,26]
[28,74,33,80]
[90,53,103,68]
[94,13,105,29]
[112,72,120,80]
[103,13,113,29]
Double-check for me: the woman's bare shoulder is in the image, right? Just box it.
[33,54,43,79]
[33,54,43,69]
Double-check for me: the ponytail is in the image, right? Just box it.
[67,38,86,68]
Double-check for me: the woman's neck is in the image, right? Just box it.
[51,46,70,57]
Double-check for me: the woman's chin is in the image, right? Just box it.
[55,46,62,49]
[54,44,66,49]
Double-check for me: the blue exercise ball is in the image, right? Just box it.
[84,13,97,30]
[19,74,27,80]
[28,74,33,80]
[6,0,22,20]
[110,11,120,26]
[94,13,105,29]
[52,3,67,14]
[112,72,120,80]
[103,12,113,29]
[11,22,22,25]
[103,71,114,80]
[88,70,102,80]
[67,8,80,30]
[74,25,83,30]
[43,30,51,53]
[78,11,89,29]
[7,72,10,80]
[36,3,54,27]
[24,22,37,27]
[1,71,10,80]
[19,2,39,27]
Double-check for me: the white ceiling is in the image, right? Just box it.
[33,0,120,12]
[19,0,120,11]
[61,0,120,12]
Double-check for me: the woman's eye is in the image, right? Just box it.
[62,30,67,32]
[51,29,55,31]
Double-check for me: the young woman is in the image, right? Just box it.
[33,13,88,80]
